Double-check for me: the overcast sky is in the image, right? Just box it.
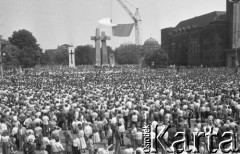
[0,0,226,50]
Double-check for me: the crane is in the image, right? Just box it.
[116,0,142,45]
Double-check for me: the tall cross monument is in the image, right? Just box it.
[91,28,101,66]
[68,46,75,68]
[101,31,111,66]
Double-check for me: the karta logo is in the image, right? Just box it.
[142,125,239,154]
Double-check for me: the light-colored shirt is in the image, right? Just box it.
[135,147,144,154]
[34,126,42,136]
[123,148,134,154]
[12,127,18,135]
[72,138,80,147]
[52,141,64,152]
[34,118,42,124]
[132,115,138,122]
[0,123,7,132]
[84,125,92,137]
[42,116,49,125]
[136,131,142,140]
[42,137,50,146]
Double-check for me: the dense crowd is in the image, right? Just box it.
[0,65,239,154]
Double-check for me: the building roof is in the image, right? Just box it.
[176,11,226,29]
[144,37,159,46]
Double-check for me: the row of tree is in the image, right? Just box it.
[1,29,168,68]
[43,45,114,65]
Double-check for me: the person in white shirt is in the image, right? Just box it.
[123,108,129,129]
[131,112,138,128]
[51,127,62,139]
[111,116,117,124]
[84,123,93,138]
[151,129,156,150]
[42,114,49,136]
[51,137,64,154]
[118,122,125,146]
[130,124,137,149]
[42,136,50,147]
[72,118,82,130]
[136,129,143,147]
[99,144,113,154]
[123,144,134,154]
[11,123,18,136]
[34,123,43,137]
[33,116,42,125]
[72,133,80,154]
[151,120,158,131]
[23,116,32,129]
[135,147,144,154]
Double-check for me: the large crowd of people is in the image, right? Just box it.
[0,65,239,154]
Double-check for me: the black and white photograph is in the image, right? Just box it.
[0,0,240,154]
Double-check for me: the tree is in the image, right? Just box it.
[18,47,38,67]
[2,44,20,67]
[114,43,141,64]
[8,29,41,67]
[145,49,168,67]
[55,49,68,65]
[8,29,40,50]
[40,53,50,65]
[75,45,95,65]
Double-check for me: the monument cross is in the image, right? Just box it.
[91,28,101,66]
[69,50,74,64]
[68,46,75,68]
[100,31,111,66]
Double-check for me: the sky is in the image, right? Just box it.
[0,0,226,50]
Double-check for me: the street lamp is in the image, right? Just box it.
[229,0,240,67]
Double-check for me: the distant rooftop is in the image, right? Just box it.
[176,11,226,29]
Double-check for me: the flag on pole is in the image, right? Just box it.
[112,23,134,37]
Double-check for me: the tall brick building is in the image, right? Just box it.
[161,0,240,67]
